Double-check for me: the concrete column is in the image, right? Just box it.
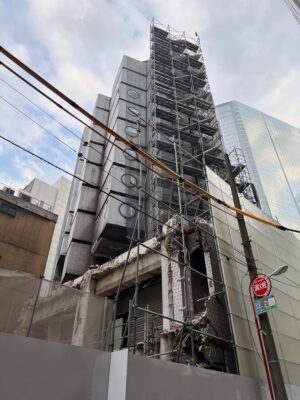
[161,216,185,331]
[71,276,102,348]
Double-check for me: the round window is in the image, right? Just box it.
[121,174,137,188]
[127,89,140,99]
[124,150,137,161]
[119,204,136,218]
[127,107,139,117]
[125,126,139,138]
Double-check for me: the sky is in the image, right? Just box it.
[0,0,299,189]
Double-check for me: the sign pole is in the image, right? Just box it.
[225,153,288,400]
[249,280,275,400]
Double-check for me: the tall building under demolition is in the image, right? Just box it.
[57,22,224,282]
[54,21,237,372]
[0,21,298,394]
[53,21,300,381]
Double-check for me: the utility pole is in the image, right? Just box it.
[224,153,288,400]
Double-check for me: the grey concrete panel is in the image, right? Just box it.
[76,186,99,214]
[114,117,147,147]
[0,333,110,400]
[70,211,94,242]
[94,93,111,110]
[60,233,69,254]
[126,354,264,400]
[64,241,91,276]
[82,162,102,187]
[119,99,147,122]
[69,171,83,212]
[121,69,147,90]
[82,142,105,165]
[119,84,146,107]
[92,194,143,257]
[65,212,73,232]
[0,334,298,400]
[103,142,142,172]
[98,166,140,211]
[88,123,109,144]
[122,55,147,75]
[93,196,129,239]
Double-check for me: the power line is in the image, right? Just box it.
[271,277,300,289]
[0,76,81,141]
[0,71,244,239]
[2,55,293,237]
[0,125,240,267]
[1,57,298,272]
[1,50,299,234]
[0,61,181,208]
[0,95,77,154]
[0,69,288,272]
[1,131,236,292]
[0,131,215,249]
[284,0,300,23]
[0,127,252,278]
[0,72,285,268]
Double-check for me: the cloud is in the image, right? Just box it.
[0,0,299,192]
[26,0,149,102]
[14,154,44,181]
[0,173,28,191]
[259,69,300,126]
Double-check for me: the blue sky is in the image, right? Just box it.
[0,0,299,189]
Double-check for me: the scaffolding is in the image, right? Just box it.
[147,20,225,239]
[229,148,260,208]
[0,21,239,375]
[108,21,238,374]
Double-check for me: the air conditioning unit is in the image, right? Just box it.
[19,193,31,202]
[3,187,15,196]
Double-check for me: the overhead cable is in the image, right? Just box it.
[0,61,239,225]
[1,47,299,234]
[0,84,246,258]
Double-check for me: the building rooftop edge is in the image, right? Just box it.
[216,100,299,129]
[0,190,58,223]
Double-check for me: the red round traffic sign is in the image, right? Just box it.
[251,274,272,297]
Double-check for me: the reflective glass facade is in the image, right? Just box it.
[216,101,300,231]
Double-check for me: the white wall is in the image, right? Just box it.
[207,167,300,394]
[24,177,71,280]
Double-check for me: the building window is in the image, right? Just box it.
[125,126,139,138]
[0,202,16,217]
[121,174,137,188]
[119,204,136,218]
[127,89,140,99]
[124,149,137,161]
[127,107,139,117]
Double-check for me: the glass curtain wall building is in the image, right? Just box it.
[216,100,300,232]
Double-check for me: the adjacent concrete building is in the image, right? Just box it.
[0,188,57,276]
[216,101,300,232]
[22,177,71,280]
